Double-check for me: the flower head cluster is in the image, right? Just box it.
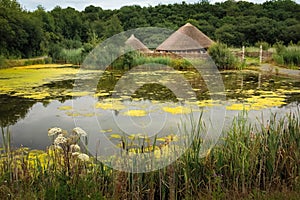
[48,127,62,136]
[48,127,90,163]
[77,153,90,162]
[54,134,67,145]
[72,127,87,137]
[70,144,81,152]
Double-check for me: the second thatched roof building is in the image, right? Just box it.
[125,34,152,53]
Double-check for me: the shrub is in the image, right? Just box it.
[208,42,238,70]
[49,43,63,63]
[110,53,191,70]
[255,41,270,51]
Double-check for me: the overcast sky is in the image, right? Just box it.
[18,0,299,11]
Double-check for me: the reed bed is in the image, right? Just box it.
[0,109,300,199]
[273,44,300,68]
[59,48,84,65]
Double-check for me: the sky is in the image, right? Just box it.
[17,0,299,11]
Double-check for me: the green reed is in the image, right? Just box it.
[59,48,84,65]
[273,45,300,68]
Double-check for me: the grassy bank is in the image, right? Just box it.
[0,110,300,199]
[0,56,52,69]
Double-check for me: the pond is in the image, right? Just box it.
[0,64,299,151]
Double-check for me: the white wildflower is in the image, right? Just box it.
[72,127,87,137]
[48,127,62,136]
[77,153,89,162]
[54,134,67,145]
[72,152,80,157]
[70,144,81,152]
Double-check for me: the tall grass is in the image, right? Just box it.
[59,48,84,65]
[1,110,300,199]
[273,44,300,68]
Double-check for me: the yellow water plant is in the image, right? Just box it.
[226,90,288,111]
[0,64,97,99]
[162,106,192,114]
[95,102,126,110]
[123,109,147,117]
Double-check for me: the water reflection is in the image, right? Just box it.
[0,69,299,150]
[0,95,36,127]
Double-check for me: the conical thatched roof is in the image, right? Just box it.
[156,23,213,51]
[125,34,151,53]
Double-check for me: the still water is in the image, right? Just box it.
[0,65,299,150]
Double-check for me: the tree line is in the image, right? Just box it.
[0,0,299,59]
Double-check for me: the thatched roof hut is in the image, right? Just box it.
[156,23,213,53]
[125,34,152,53]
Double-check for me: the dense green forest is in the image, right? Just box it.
[0,0,299,60]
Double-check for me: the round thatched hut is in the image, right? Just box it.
[125,34,152,53]
[156,23,214,54]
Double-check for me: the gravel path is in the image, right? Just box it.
[260,64,300,78]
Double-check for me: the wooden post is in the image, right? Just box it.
[258,73,261,89]
[259,45,263,64]
[242,46,245,61]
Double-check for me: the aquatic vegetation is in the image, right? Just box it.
[23,92,51,100]
[100,129,113,133]
[226,103,251,111]
[110,134,122,139]
[95,92,110,97]
[226,90,288,111]
[65,91,93,97]
[197,99,218,107]
[58,106,73,111]
[0,64,97,100]
[278,89,300,94]
[95,102,126,110]
[247,96,286,109]
[123,109,147,117]
[162,106,192,114]
[65,111,95,117]
[2,64,298,116]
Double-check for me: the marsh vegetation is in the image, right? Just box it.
[0,110,300,199]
